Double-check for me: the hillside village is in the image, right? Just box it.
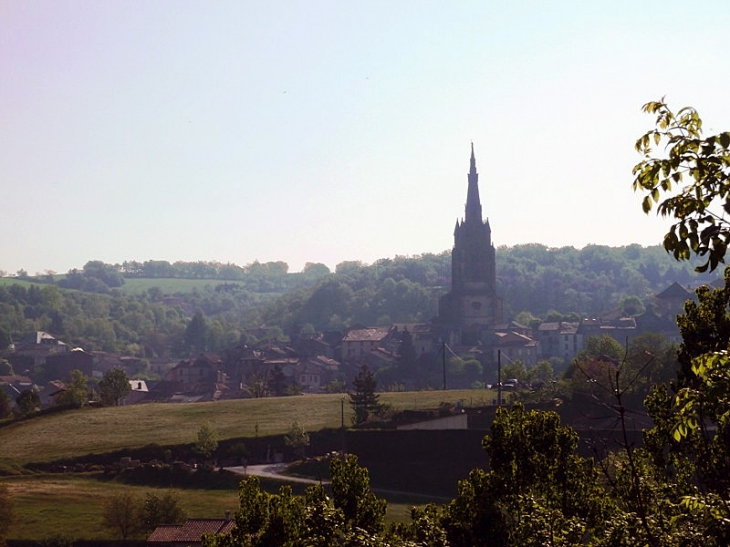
[0,279,691,412]
[0,147,701,412]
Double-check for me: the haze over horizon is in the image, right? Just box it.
[3,1,729,276]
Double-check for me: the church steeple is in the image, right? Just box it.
[465,142,482,223]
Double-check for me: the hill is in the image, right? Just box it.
[0,390,489,466]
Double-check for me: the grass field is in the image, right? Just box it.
[1,391,483,540]
[0,275,283,297]
[0,390,494,465]
[120,277,254,295]
[1,474,241,540]
[1,472,430,540]
[0,277,45,288]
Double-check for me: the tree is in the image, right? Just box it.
[330,454,387,536]
[102,492,140,540]
[139,491,187,532]
[194,422,218,460]
[633,98,730,273]
[284,421,310,460]
[501,360,527,382]
[98,368,131,406]
[0,390,11,419]
[267,364,288,397]
[16,389,40,415]
[184,310,208,354]
[444,404,607,547]
[349,364,379,425]
[57,370,88,408]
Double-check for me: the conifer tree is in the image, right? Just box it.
[349,364,379,425]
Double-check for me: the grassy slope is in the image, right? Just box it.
[119,277,250,295]
[2,474,241,540]
[1,391,490,540]
[1,474,420,540]
[0,390,492,465]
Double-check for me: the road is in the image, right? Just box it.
[224,463,451,502]
[225,463,327,485]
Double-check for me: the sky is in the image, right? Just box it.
[2,1,729,275]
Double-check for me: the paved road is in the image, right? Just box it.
[224,463,450,502]
[225,463,328,485]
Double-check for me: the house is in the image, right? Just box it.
[536,321,582,362]
[38,380,67,407]
[492,331,540,367]
[124,379,150,405]
[493,321,533,339]
[3,331,69,372]
[293,355,340,392]
[340,326,393,362]
[578,315,637,345]
[147,517,235,547]
[653,282,694,319]
[45,347,94,379]
[390,323,437,356]
[0,374,34,409]
[166,354,222,384]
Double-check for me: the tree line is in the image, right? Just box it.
[0,242,716,361]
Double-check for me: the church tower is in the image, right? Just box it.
[439,144,502,345]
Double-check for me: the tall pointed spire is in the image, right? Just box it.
[465,142,482,223]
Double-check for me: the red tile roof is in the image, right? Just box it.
[148,518,235,544]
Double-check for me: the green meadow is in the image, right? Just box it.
[0,391,492,540]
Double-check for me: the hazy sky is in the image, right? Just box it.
[2,1,729,275]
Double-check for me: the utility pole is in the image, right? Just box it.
[442,341,447,390]
[340,395,346,459]
[497,349,502,406]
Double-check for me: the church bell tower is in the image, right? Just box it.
[438,144,501,345]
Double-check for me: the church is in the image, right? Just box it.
[438,144,502,345]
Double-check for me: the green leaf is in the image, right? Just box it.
[720,132,730,149]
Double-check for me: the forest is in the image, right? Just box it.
[0,243,717,360]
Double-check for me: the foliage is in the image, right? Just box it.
[564,333,677,412]
[501,360,527,382]
[267,365,288,397]
[98,368,131,406]
[15,389,39,416]
[0,243,714,361]
[0,391,11,419]
[184,310,208,354]
[56,370,88,408]
[139,491,187,532]
[633,98,730,272]
[283,421,310,460]
[330,454,388,535]
[350,364,380,425]
[194,421,219,459]
[102,489,188,538]
[203,455,387,547]
[323,379,347,394]
[526,360,554,385]
[102,491,140,539]
[643,270,730,501]
[58,260,125,293]
[444,404,608,547]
